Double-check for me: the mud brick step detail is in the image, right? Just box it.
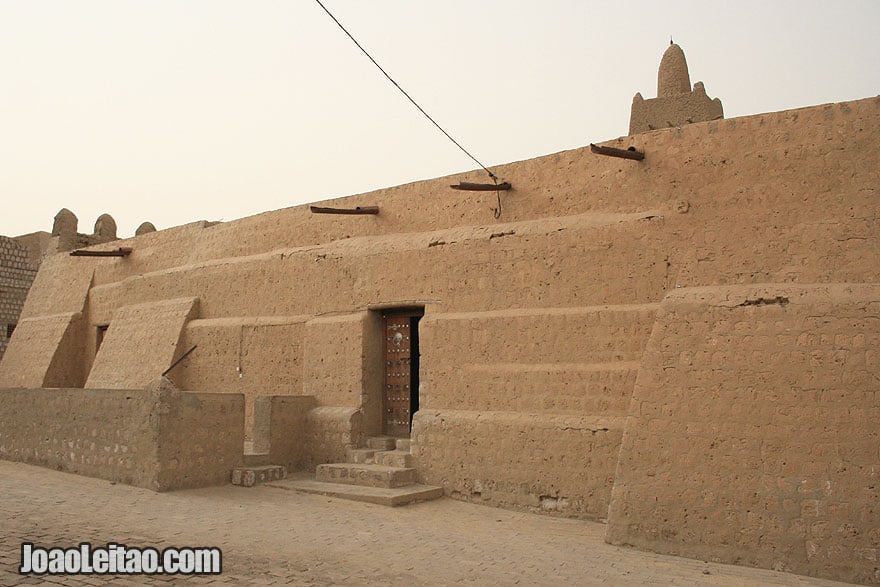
[232,465,287,487]
[316,463,417,489]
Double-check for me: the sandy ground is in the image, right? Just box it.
[0,461,857,586]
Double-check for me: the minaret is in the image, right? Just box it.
[629,42,723,135]
[657,43,692,97]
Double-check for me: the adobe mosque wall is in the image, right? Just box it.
[1,209,156,363]
[0,46,878,584]
[606,283,879,584]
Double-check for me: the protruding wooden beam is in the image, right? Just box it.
[162,345,198,377]
[69,247,133,257]
[590,143,645,161]
[450,182,512,191]
[309,206,379,215]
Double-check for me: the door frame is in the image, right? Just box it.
[380,307,424,437]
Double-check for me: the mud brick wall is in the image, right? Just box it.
[154,384,245,490]
[0,385,243,491]
[17,252,97,320]
[0,252,96,387]
[81,213,669,322]
[56,98,874,299]
[606,284,880,586]
[303,313,372,408]
[420,305,657,414]
[176,316,308,438]
[413,410,624,519]
[0,237,37,361]
[12,231,52,269]
[260,395,318,472]
[0,387,158,488]
[415,305,656,520]
[0,96,878,586]
[0,312,86,388]
[304,407,364,467]
[86,297,198,389]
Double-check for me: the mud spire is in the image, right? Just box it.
[657,43,692,97]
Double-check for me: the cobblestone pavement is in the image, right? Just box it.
[0,461,857,586]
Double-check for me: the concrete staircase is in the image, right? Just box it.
[266,436,443,506]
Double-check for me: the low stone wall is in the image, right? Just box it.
[0,383,244,491]
[606,284,880,586]
[263,395,318,472]
[412,409,625,520]
[154,384,245,490]
[251,397,359,471]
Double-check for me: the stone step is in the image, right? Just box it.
[346,448,377,464]
[231,465,286,487]
[365,436,398,451]
[316,463,416,488]
[373,450,413,468]
[396,438,412,451]
[243,452,272,467]
[267,476,443,507]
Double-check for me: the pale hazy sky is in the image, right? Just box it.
[2,1,878,238]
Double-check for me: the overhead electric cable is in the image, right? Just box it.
[314,0,498,181]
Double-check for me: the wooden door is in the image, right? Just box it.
[383,311,420,437]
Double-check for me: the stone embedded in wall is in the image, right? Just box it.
[629,43,723,135]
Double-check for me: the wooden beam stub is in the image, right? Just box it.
[69,247,133,257]
[590,143,645,161]
[450,182,512,191]
[309,205,379,215]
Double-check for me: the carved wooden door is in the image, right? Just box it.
[383,312,419,437]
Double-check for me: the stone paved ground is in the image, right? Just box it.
[0,461,858,586]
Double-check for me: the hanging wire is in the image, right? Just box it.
[313,0,498,182]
